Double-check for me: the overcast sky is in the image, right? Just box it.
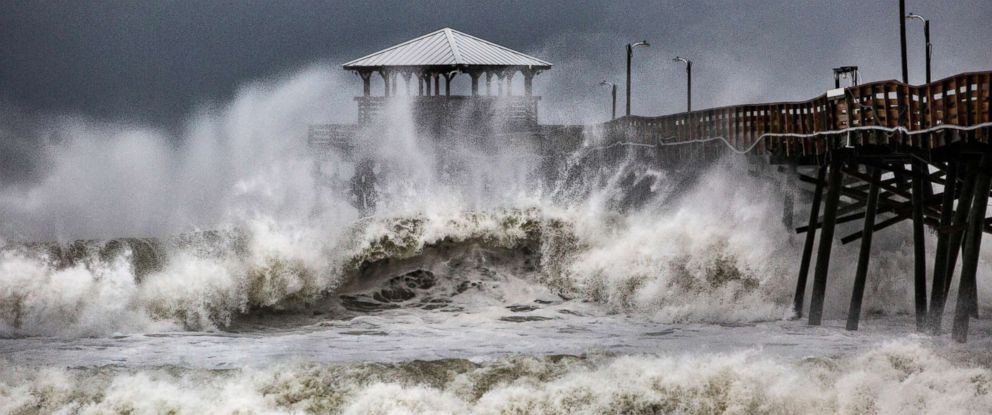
[1,0,990,126]
[0,1,990,238]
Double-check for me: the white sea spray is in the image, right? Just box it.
[2,340,990,414]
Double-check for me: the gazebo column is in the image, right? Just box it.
[444,72,456,96]
[390,73,398,97]
[486,72,493,96]
[469,71,481,96]
[523,69,535,96]
[504,70,515,96]
[433,74,440,96]
[402,72,413,96]
[379,70,391,97]
[418,72,424,96]
[496,72,506,96]
[358,71,372,96]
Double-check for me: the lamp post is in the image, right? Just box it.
[906,13,931,85]
[673,56,692,112]
[626,40,650,116]
[899,0,908,84]
[899,0,925,333]
[600,80,617,120]
[906,12,931,129]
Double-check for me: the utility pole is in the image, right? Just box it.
[924,19,931,85]
[899,0,909,84]
[610,84,616,120]
[686,61,691,112]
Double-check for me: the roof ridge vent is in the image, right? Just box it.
[443,28,464,65]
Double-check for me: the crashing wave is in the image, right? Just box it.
[2,340,989,414]
[0,222,335,336]
[2,160,959,337]
[0,209,566,336]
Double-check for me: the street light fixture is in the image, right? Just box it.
[673,56,692,112]
[600,80,617,120]
[626,40,650,117]
[905,13,931,85]
[832,66,860,89]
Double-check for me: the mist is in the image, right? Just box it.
[0,66,350,240]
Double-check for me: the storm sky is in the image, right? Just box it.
[1,0,990,125]
[0,1,990,237]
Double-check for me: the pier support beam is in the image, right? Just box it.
[847,166,881,331]
[911,160,929,331]
[793,165,826,318]
[943,158,978,298]
[809,154,846,326]
[928,160,958,334]
[952,154,991,343]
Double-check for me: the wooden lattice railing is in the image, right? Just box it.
[354,95,540,126]
[592,71,991,159]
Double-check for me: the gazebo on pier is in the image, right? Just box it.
[342,28,552,127]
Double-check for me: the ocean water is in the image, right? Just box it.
[2,67,992,414]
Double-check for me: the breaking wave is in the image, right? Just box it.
[2,340,990,414]
[3,65,990,340]
[3,159,960,338]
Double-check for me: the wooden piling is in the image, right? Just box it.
[952,154,991,343]
[928,160,958,334]
[943,159,978,297]
[911,160,929,331]
[847,166,881,330]
[809,155,845,326]
[793,165,826,318]
[966,159,988,321]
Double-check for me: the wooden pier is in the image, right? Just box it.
[591,71,991,341]
[592,71,991,159]
[309,26,992,342]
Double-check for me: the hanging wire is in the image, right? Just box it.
[577,122,992,155]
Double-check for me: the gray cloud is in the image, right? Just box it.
[0,0,989,126]
[0,1,990,238]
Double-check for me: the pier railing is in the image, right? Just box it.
[593,71,991,160]
[355,95,540,127]
[307,124,356,157]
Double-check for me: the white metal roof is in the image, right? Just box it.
[342,28,552,70]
